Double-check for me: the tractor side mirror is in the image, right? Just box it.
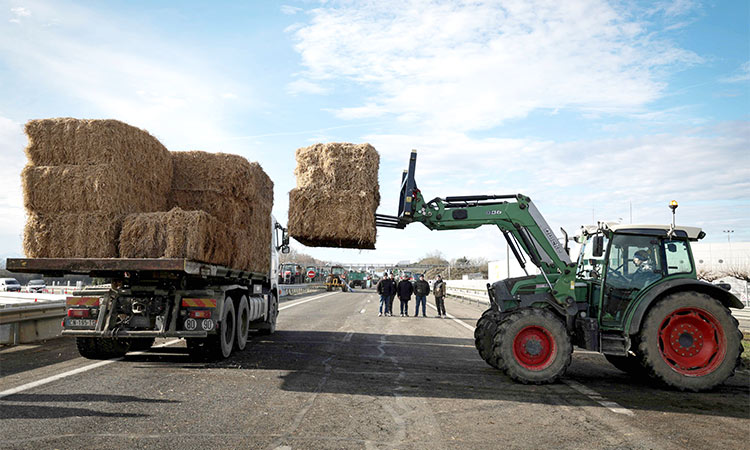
[592,235,604,257]
[281,246,290,254]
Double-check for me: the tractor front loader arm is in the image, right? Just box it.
[375,150,578,310]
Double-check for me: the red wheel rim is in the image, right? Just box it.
[658,307,726,376]
[513,325,557,370]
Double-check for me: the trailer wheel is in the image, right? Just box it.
[256,293,278,335]
[128,338,156,352]
[638,292,742,391]
[492,308,572,384]
[76,337,131,360]
[475,309,501,368]
[196,297,236,360]
[236,295,250,351]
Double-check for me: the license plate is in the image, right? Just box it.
[67,319,96,327]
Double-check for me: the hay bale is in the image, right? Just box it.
[23,213,122,258]
[119,208,232,265]
[288,188,378,249]
[171,151,273,201]
[168,189,253,233]
[294,143,379,191]
[24,118,172,172]
[23,164,169,214]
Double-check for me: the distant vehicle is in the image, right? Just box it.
[279,263,303,284]
[0,278,22,292]
[348,271,367,289]
[26,279,46,293]
[326,266,347,292]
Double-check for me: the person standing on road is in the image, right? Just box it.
[413,274,430,317]
[376,272,395,317]
[388,273,397,316]
[433,275,446,318]
[397,275,414,316]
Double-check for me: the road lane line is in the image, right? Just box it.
[563,380,634,416]
[427,302,474,331]
[359,308,366,314]
[342,332,354,342]
[1,291,337,399]
[427,299,635,417]
[0,339,182,399]
[279,292,338,311]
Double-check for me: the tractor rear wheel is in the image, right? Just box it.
[492,308,572,384]
[475,309,501,368]
[638,292,742,391]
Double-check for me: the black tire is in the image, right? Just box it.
[190,297,236,360]
[638,292,742,391]
[236,295,250,351]
[475,309,501,368]
[76,337,131,359]
[491,308,572,384]
[326,286,332,292]
[605,354,648,377]
[128,338,156,352]
[256,294,278,336]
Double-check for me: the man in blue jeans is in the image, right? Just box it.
[413,274,430,317]
[376,272,395,317]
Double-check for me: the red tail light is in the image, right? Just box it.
[67,308,91,318]
[189,310,212,319]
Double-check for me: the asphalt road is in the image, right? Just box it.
[1,289,748,449]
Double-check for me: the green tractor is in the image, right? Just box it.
[326,266,348,292]
[348,270,367,289]
[376,150,743,391]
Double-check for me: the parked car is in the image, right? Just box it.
[0,278,22,292]
[26,279,46,293]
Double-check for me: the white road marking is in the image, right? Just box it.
[428,299,635,417]
[563,380,634,416]
[279,292,338,311]
[360,308,366,314]
[1,291,340,399]
[426,302,474,331]
[342,332,354,342]
[0,339,182,399]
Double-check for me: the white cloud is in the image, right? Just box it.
[0,116,27,256]
[281,5,302,15]
[289,0,702,131]
[10,7,31,17]
[720,61,750,83]
[286,78,330,95]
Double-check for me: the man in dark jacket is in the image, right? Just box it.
[396,275,414,316]
[413,274,430,317]
[433,275,446,318]
[376,272,396,317]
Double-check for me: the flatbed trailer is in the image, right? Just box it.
[6,221,290,360]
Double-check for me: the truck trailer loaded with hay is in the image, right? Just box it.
[12,118,290,361]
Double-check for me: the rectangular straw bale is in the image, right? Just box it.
[23,164,169,214]
[171,151,274,202]
[24,118,172,170]
[119,208,232,266]
[230,228,270,274]
[294,143,379,191]
[168,189,254,233]
[288,188,378,249]
[23,212,122,258]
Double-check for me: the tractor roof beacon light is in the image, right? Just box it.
[668,200,678,238]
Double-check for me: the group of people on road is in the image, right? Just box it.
[375,273,447,318]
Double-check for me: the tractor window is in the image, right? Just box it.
[576,234,608,280]
[601,234,664,327]
[664,240,692,275]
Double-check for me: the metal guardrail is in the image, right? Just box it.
[0,302,66,325]
[446,286,490,306]
[278,282,325,297]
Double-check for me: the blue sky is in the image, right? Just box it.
[0,0,748,265]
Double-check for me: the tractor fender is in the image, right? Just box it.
[627,278,743,335]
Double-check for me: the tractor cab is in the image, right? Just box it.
[575,223,705,330]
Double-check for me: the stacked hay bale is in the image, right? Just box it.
[119,151,274,273]
[288,143,379,249]
[21,119,172,258]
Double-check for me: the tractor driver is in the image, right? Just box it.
[630,250,658,287]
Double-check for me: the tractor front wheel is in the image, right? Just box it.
[638,292,742,391]
[492,308,572,384]
[475,309,501,368]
